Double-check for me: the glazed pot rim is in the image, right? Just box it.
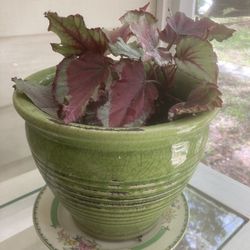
[13,67,219,137]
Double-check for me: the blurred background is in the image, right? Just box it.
[195,0,250,187]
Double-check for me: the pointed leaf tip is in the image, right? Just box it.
[119,4,157,25]
[139,2,150,12]
[45,12,108,57]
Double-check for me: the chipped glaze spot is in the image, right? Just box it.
[171,141,190,167]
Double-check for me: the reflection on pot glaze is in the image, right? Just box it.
[171,141,190,167]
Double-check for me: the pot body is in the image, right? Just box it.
[13,68,217,241]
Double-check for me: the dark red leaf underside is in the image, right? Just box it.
[160,12,235,44]
[200,17,235,42]
[160,12,208,44]
[159,23,180,45]
[12,77,58,118]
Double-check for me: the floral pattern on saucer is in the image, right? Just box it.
[33,186,189,250]
[57,229,99,250]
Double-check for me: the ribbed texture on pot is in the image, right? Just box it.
[25,121,209,240]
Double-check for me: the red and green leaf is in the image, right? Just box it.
[119,4,156,25]
[130,20,167,64]
[104,3,153,48]
[45,12,108,57]
[130,20,158,53]
[119,4,171,65]
[97,60,158,127]
[53,52,112,124]
[169,83,222,119]
[175,37,218,83]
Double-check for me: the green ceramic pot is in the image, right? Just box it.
[13,68,217,241]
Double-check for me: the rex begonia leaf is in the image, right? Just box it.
[139,2,150,12]
[160,12,208,44]
[144,62,176,93]
[104,24,131,44]
[130,20,158,52]
[175,37,218,83]
[129,20,163,64]
[168,83,222,119]
[171,68,201,102]
[119,4,157,25]
[53,52,111,124]
[120,6,171,65]
[159,22,179,45]
[200,17,235,42]
[160,12,235,44]
[154,64,177,90]
[12,77,58,117]
[97,60,158,127]
[45,12,108,57]
[109,38,143,59]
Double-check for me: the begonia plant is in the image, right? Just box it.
[12,3,235,127]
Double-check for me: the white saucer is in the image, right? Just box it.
[33,186,189,250]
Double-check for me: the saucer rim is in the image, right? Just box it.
[33,186,189,250]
